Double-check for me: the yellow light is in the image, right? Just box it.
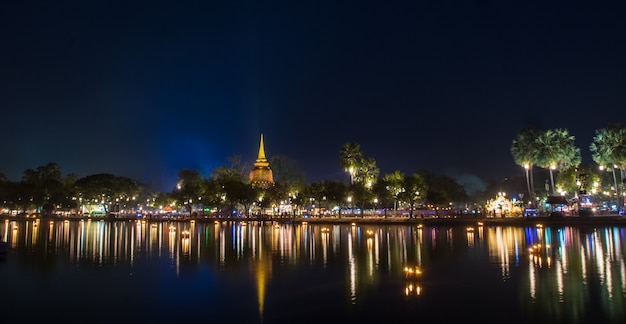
[404,265,422,278]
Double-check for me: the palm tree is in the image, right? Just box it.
[339,142,363,184]
[590,124,626,210]
[511,127,541,205]
[534,128,581,195]
[533,129,559,194]
[355,157,379,187]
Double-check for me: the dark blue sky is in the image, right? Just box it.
[1,1,625,192]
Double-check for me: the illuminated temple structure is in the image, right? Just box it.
[249,133,274,189]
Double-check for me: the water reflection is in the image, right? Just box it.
[1,219,625,322]
[485,224,626,320]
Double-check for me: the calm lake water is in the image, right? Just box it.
[1,218,625,323]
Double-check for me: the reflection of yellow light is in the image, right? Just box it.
[214,220,219,224]
[351,222,356,226]
[321,227,329,232]
[241,222,247,226]
[302,221,308,225]
[477,222,483,226]
[253,257,270,320]
[404,282,423,296]
[404,266,422,278]
[528,243,553,268]
[417,224,423,229]
[536,224,543,228]
[466,227,474,232]
[366,230,374,235]
[274,224,280,229]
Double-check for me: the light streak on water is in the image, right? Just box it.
[1,219,625,321]
[348,230,356,304]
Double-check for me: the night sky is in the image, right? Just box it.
[2,1,625,193]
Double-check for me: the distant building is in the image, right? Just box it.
[249,133,274,189]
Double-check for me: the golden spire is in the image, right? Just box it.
[257,133,267,162]
[249,133,273,188]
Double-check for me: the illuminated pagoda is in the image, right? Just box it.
[249,133,274,189]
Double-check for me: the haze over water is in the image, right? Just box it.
[1,218,625,323]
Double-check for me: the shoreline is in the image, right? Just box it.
[3,214,626,227]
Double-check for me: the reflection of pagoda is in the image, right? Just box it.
[249,133,274,189]
[252,254,271,321]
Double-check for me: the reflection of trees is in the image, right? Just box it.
[485,225,626,321]
[3,220,626,321]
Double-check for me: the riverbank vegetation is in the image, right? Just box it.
[0,124,624,218]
